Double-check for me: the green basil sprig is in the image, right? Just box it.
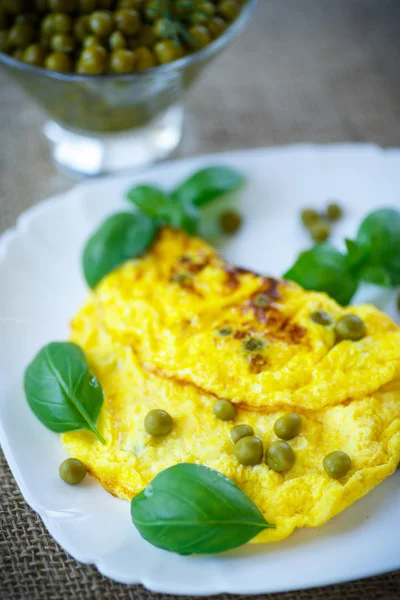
[24,342,105,444]
[131,463,274,555]
[82,165,245,288]
[285,208,400,305]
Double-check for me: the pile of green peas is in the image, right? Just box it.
[0,0,247,74]
[301,201,344,244]
[213,399,352,479]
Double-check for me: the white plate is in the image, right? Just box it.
[1,144,400,595]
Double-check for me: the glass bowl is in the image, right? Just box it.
[0,0,257,177]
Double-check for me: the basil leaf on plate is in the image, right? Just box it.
[131,463,274,555]
[83,212,157,289]
[126,185,169,218]
[172,166,245,207]
[284,244,358,305]
[24,342,105,444]
[354,208,400,286]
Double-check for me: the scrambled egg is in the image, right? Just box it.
[62,228,400,543]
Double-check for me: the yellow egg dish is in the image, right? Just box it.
[84,228,400,411]
[62,228,400,543]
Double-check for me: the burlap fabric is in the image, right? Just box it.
[1,1,400,598]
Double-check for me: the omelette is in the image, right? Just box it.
[62,227,400,543]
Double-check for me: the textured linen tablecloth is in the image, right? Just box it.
[1,1,400,598]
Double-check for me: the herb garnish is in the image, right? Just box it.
[131,463,274,555]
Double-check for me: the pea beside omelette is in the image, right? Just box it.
[62,227,400,543]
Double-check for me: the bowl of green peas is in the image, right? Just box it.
[0,0,256,176]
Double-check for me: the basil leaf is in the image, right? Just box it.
[284,244,358,305]
[161,200,200,236]
[24,342,105,444]
[359,265,392,288]
[83,212,157,289]
[172,166,245,207]
[126,185,169,218]
[131,463,274,555]
[355,208,400,286]
[345,239,369,273]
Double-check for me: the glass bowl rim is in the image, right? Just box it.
[0,0,257,82]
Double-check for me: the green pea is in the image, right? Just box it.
[323,451,351,479]
[77,45,108,74]
[144,409,173,436]
[154,39,184,64]
[110,48,136,72]
[310,309,333,326]
[44,51,72,72]
[89,11,114,37]
[82,35,103,49]
[42,13,72,35]
[153,17,176,39]
[253,293,270,308]
[219,210,242,235]
[135,46,156,71]
[234,436,263,466]
[310,222,331,243]
[186,24,212,48]
[207,16,227,38]
[51,33,75,53]
[301,208,320,227]
[189,1,216,24]
[217,326,233,337]
[74,16,90,42]
[144,0,163,22]
[243,337,266,352]
[217,0,241,21]
[231,424,254,444]
[109,30,127,50]
[213,399,236,421]
[59,458,87,485]
[23,43,46,66]
[266,440,295,472]
[114,8,141,36]
[335,314,366,341]
[274,413,302,441]
[326,203,343,222]
[7,23,34,48]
